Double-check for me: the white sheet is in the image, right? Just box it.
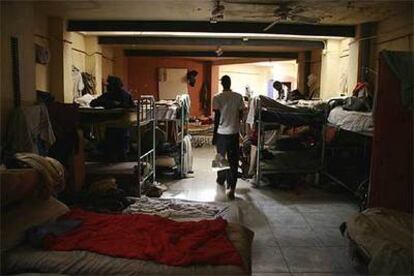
[328,106,374,134]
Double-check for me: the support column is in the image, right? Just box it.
[320,40,341,99]
[357,22,377,88]
[85,36,102,95]
[48,17,65,102]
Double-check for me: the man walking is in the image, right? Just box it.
[212,75,244,200]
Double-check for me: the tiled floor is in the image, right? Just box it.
[161,146,361,276]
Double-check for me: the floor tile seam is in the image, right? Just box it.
[301,214,345,247]
[282,247,357,273]
[261,212,293,274]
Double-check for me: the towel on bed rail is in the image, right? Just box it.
[44,208,243,267]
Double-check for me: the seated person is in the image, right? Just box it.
[90,76,135,109]
[90,76,136,162]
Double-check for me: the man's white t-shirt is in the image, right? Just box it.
[213,90,244,135]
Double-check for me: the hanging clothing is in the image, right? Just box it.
[199,83,209,115]
[177,94,191,119]
[81,72,96,95]
[72,66,84,100]
[183,135,193,175]
[4,104,55,156]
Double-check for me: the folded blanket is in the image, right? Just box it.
[14,153,65,199]
[45,209,243,267]
[123,196,226,219]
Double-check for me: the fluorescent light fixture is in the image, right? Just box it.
[80,31,345,41]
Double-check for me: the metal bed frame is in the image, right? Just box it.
[155,95,188,178]
[255,98,326,186]
[321,123,372,210]
[137,95,156,195]
[81,95,156,197]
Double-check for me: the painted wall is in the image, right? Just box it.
[34,10,49,92]
[218,61,298,98]
[320,38,359,100]
[309,49,322,98]
[297,52,306,93]
[127,57,208,117]
[1,1,37,133]
[102,46,114,84]
[320,40,341,99]
[271,60,298,91]
[376,10,413,54]
[113,48,129,89]
[218,64,272,97]
[71,33,86,72]
[348,39,359,94]
[84,36,103,95]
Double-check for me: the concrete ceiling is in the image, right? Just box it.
[35,0,411,25]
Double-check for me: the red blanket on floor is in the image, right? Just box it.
[45,209,243,267]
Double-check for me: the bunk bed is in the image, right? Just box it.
[79,95,156,196]
[252,96,326,186]
[323,100,373,209]
[155,94,191,178]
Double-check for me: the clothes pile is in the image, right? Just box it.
[74,177,134,212]
[4,104,56,157]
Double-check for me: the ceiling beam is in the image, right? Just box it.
[124,50,298,59]
[68,20,355,37]
[99,36,324,48]
[211,58,285,66]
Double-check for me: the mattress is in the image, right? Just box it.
[3,199,252,275]
[328,106,374,134]
[261,149,321,173]
[79,108,138,127]
[296,99,325,109]
[247,95,325,127]
[4,224,253,275]
[261,108,325,127]
[155,102,180,121]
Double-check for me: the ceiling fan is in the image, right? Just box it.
[210,0,225,23]
[222,1,322,30]
[263,1,322,31]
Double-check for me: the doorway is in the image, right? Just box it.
[217,60,298,98]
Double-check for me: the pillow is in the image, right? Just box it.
[1,197,69,251]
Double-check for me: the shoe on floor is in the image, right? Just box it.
[227,190,235,200]
[216,178,225,186]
